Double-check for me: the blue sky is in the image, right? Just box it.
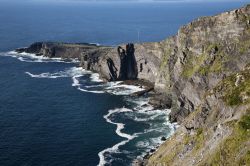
[0,0,250,4]
[1,0,249,2]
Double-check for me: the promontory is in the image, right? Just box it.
[16,4,250,166]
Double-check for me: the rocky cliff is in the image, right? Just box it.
[145,4,250,166]
[17,41,163,83]
[16,4,250,166]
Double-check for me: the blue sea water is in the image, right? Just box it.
[0,1,249,166]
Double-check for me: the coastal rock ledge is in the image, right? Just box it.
[16,4,250,166]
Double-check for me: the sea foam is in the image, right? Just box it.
[97,97,177,166]
[25,67,88,79]
[2,50,177,165]
[98,108,139,166]
[3,51,79,63]
[7,49,146,95]
[105,83,144,96]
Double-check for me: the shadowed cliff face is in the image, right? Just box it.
[16,5,250,165]
[165,5,250,123]
[118,43,138,80]
[16,42,161,83]
[106,58,118,81]
[145,5,250,166]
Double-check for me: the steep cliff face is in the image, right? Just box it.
[16,42,112,59]
[16,5,250,165]
[166,6,250,123]
[146,5,250,166]
[80,42,163,82]
[17,42,163,83]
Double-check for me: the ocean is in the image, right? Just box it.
[0,1,249,166]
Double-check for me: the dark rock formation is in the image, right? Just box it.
[161,137,167,141]
[16,42,110,59]
[146,4,250,166]
[106,58,118,81]
[149,93,172,109]
[16,4,250,166]
[17,42,162,84]
[118,43,138,80]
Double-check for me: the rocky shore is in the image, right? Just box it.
[16,41,171,108]
[16,4,250,166]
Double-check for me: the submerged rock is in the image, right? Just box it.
[161,137,167,141]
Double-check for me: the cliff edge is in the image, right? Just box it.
[145,4,250,166]
[16,4,250,166]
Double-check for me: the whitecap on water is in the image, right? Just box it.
[3,50,177,165]
[105,83,144,96]
[25,67,88,79]
[136,141,150,148]
[77,87,105,94]
[2,51,80,63]
[72,76,81,87]
[98,139,131,166]
[25,72,62,79]
[104,108,136,140]
[24,61,145,95]
[97,96,177,166]
[90,73,104,83]
[25,67,107,94]
[98,108,140,166]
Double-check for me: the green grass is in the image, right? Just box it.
[207,113,250,166]
[183,134,191,145]
[206,43,219,53]
[194,128,205,151]
[157,133,184,165]
[224,74,250,106]
[199,57,224,75]
[238,115,250,131]
[181,43,229,77]
[182,53,207,78]
[239,39,250,54]
[198,43,229,75]
[213,68,250,106]
[160,48,171,70]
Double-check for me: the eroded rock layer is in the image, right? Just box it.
[16,4,250,166]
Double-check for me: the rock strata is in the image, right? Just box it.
[16,4,250,166]
[143,4,250,166]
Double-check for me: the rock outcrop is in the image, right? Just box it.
[16,4,250,166]
[16,42,113,59]
[17,42,162,83]
[144,4,250,166]
[118,43,138,80]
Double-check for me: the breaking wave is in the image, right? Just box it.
[1,50,177,166]
[24,67,176,166]
[25,67,89,79]
[2,51,79,63]
[98,108,139,166]
[97,97,177,166]
[25,67,144,96]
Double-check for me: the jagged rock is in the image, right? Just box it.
[146,4,250,166]
[161,137,167,141]
[150,149,156,153]
[17,41,162,83]
[16,4,250,166]
[118,43,138,80]
[149,93,172,109]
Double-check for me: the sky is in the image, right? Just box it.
[0,0,249,2]
[0,0,249,5]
